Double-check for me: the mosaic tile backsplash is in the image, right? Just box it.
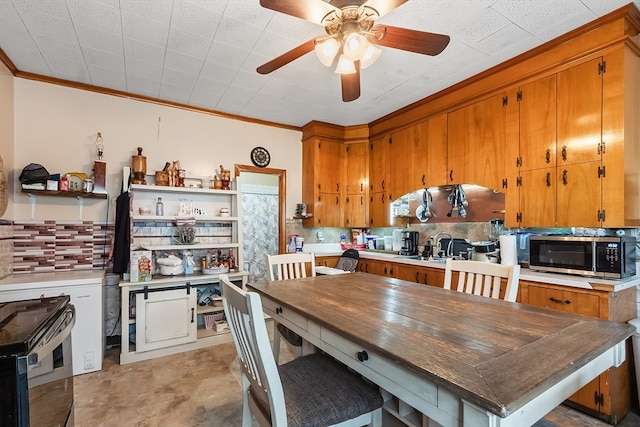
[13,220,114,274]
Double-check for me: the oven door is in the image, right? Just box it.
[27,305,75,427]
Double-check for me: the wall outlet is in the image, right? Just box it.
[84,351,95,370]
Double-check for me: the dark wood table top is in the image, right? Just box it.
[249,272,635,417]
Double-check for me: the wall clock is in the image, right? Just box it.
[251,146,271,168]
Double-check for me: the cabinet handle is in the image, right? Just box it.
[360,196,364,205]
[422,174,426,186]
[336,183,339,192]
[276,306,283,314]
[449,170,453,182]
[335,196,339,205]
[549,297,572,305]
[357,350,369,362]
[562,169,568,185]
[561,145,567,161]
[381,179,385,190]
[360,183,364,192]
[545,148,551,163]
[546,172,551,187]
[191,307,195,323]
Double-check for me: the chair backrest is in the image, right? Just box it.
[267,253,316,281]
[220,274,287,426]
[443,259,521,302]
[335,249,360,272]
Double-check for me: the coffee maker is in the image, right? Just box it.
[399,231,419,256]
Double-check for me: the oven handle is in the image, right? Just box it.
[27,305,76,368]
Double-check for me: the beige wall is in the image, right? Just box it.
[0,61,14,221]
[12,79,302,221]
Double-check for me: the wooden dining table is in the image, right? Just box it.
[248,272,635,427]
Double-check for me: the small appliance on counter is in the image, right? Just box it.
[399,231,419,256]
[529,235,636,278]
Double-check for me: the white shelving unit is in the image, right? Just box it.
[119,178,248,365]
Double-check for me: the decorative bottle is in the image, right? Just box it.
[155,197,164,216]
[228,249,236,271]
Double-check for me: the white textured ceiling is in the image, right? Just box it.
[0,0,637,128]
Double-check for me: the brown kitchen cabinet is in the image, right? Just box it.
[447,93,507,190]
[369,135,391,227]
[388,114,449,201]
[301,131,344,227]
[344,142,368,227]
[522,280,636,423]
[315,255,339,268]
[512,47,640,228]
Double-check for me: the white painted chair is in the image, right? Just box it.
[220,274,383,427]
[267,253,316,362]
[443,259,521,302]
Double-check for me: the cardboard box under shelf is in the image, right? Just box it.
[213,320,229,333]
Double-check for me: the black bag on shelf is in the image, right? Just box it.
[19,163,50,184]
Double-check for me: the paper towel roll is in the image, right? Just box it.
[499,235,517,265]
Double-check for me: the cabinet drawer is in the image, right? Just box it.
[320,327,438,408]
[261,297,308,333]
[527,286,599,317]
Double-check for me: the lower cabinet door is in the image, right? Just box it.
[136,288,197,352]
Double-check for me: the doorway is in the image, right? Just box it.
[235,164,286,283]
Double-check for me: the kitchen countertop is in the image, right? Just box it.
[0,270,105,290]
[312,248,640,292]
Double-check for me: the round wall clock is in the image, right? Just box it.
[251,146,271,167]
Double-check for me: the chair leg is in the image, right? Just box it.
[371,408,382,427]
[272,321,282,363]
[241,374,253,427]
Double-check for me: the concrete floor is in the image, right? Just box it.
[73,322,640,427]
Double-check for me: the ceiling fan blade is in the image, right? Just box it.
[257,39,316,75]
[341,61,361,102]
[372,25,450,56]
[362,0,408,18]
[259,0,339,23]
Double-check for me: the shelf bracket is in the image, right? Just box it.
[28,193,36,220]
[77,195,84,221]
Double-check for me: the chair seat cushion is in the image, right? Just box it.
[279,353,383,427]
[276,322,303,347]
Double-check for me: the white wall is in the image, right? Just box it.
[0,61,14,221]
[12,79,302,221]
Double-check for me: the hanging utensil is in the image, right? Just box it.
[457,185,467,218]
[415,188,433,222]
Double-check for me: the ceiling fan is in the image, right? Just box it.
[257,0,451,102]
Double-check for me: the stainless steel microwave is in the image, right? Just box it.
[529,235,637,279]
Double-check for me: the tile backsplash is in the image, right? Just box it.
[13,220,114,274]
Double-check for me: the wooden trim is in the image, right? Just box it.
[0,47,17,74]
[11,70,300,132]
[234,164,287,254]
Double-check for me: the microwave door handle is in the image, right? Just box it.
[592,241,598,274]
[27,306,76,369]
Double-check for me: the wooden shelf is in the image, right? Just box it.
[22,189,108,199]
[140,242,240,251]
[131,184,236,195]
[132,215,238,222]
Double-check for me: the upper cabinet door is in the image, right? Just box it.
[519,75,557,171]
[317,140,343,194]
[345,142,368,195]
[448,93,507,189]
[557,58,603,165]
[369,135,390,194]
[425,114,448,187]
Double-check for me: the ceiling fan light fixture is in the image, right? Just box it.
[314,37,340,67]
[335,54,356,74]
[360,43,381,69]
[343,32,368,61]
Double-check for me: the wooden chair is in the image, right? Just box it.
[443,259,521,302]
[220,274,383,427]
[267,253,316,362]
